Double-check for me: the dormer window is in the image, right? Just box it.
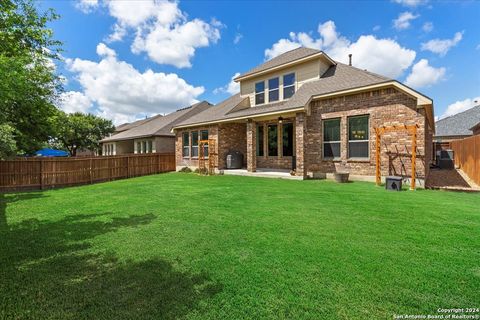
[283,73,295,99]
[268,77,279,102]
[255,81,265,105]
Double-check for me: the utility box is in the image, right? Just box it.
[385,176,402,191]
[436,150,454,169]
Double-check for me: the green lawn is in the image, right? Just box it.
[1,173,479,319]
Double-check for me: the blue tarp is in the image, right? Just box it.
[35,148,69,157]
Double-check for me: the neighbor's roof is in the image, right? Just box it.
[114,117,154,133]
[234,47,335,81]
[173,62,391,128]
[435,105,480,137]
[102,101,212,142]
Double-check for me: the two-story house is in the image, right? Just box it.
[172,47,434,185]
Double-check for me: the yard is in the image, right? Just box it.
[1,173,479,319]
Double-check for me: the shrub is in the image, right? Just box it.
[178,167,192,173]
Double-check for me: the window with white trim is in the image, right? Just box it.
[182,132,189,157]
[255,81,265,105]
[268,77,279,103]
[283,73,295,99]
[191,131,199,158]
[323,118,341,159]
[200,130,208,157]
[348,115,369,158]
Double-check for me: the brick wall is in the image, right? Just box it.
[175,123,247,170]
[218,122,247,169]
[175,125,219,169]
[304,87,432,183]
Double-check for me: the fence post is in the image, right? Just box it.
[126,156,130,178]
[40,159,45,190]
[89,158,93,184]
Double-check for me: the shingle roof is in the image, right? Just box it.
[435,105,480,137]
[173,62,390,128]
[102,101,212,142]
[235,47,326,80]
[115,117,154,133]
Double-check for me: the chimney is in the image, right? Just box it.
[348,54,352,66]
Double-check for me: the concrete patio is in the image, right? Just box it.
[222,168,302,180]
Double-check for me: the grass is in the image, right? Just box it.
[1,173,479,319]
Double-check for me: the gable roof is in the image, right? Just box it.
[114,117,154,133]
[102,101,212,142]
[234,47,335,81]
[435,105,480,137]
[173,62,392,128]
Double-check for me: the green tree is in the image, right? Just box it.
[0,124,17,159]
[54,112,115,157]
[0,0,62,154]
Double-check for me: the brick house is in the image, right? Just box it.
[100,101,211,156]
[172,47,435,186]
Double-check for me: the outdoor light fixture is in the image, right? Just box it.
[278,117,283,124]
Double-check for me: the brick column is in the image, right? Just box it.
[246,120,256,172]
[295,112,306,177]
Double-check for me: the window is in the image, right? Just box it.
[283,73,295,99]
[191,131,199,158]
[200,130,208,157]
[255,81,265,105]
[268,77,279,102]
[267,124,278,156]
[142,141,147,154]
[323,118,341,159]
[147,140,152,153]
[182,132,189,157]
[348,115,369,158]
[282,123,294,156]
[137,142,141,154]
[256,125,264,156]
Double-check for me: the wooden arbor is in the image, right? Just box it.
[199,139,217,175]
[374,124,418,190]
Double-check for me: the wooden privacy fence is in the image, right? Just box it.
[450,135,480,185]
[0,153,176,192]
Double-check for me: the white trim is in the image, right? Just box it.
[234,52,336,82]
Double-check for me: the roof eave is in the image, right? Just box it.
[233,51,336,82]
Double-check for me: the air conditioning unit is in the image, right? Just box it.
[385,176,402,191]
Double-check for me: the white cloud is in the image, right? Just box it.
[405,59,445,88]
[75,0,99,13]
[264,20,416,78]
[421,31,463,56]
[393,0,428,7]
[234,33,243,44]
[65,43,204,124]
[476,44,480,50]
[373,25,381,32]
[58,91,93,114]
[439,97,480,119]
[132,18,221,68]
[213,72,240,95]
[393,12,419,30]
[422,22,433,33]
[80,0,221,68]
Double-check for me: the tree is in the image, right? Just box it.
[0,124,17,159]
[54,112,115,157]
[0,0,62,154]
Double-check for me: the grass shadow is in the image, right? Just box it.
[0,193,222,319]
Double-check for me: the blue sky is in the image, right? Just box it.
[41,0,480,124]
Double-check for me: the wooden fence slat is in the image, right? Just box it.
[0,153,175,192]
[450,135,480,186]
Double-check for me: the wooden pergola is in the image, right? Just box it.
[374,124,418,190]
[199,139,217,175]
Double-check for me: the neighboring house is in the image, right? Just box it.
[172,47,435,185]
[100,101,211,156]
[434,105,480,143]
[471,122,480,136]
